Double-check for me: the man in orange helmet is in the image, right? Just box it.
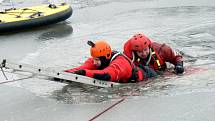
[123,33,184,75]
[65,40,157,83]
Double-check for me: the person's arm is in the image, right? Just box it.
[85,56,133,82]
[65,58,97,73]
[72,56,158,82]
[157,43,184,74]
[52,58,98,81]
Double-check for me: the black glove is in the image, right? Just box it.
[93,73,111,81]
[175,61,184,74]
[141,66,158,78]
[73,69,86,76]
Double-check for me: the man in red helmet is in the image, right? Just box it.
[64,40,157,83]
[123,33,184,75]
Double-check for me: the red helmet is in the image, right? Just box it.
[129,33,151,51]
[88,40,112,59]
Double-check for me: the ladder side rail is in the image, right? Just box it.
[4,62,119,88]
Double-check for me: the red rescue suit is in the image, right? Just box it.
[65,52,145,83]
[124,42,183,72]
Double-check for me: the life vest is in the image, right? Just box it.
[133,48,166,72]
[149,48,166,71]
[110,51,140,82]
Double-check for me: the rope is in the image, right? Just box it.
[0,67,8,80]
[87,81,151,121]
[0,61,34,85]
[0,75,33,85]
[1,11,41,14]
[0,59,8,80]
[1,8,41,18]
[87,60,215,121]
[0,69,34,85]
[88,98,125,121]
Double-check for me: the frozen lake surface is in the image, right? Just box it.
[1,0,215,120]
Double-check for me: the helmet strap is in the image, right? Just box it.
[146,48,152,65]
[133,46,152,65]
[97,56,110,69]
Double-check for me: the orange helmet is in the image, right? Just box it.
[88,40,112,59]
[129,33,151,51]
